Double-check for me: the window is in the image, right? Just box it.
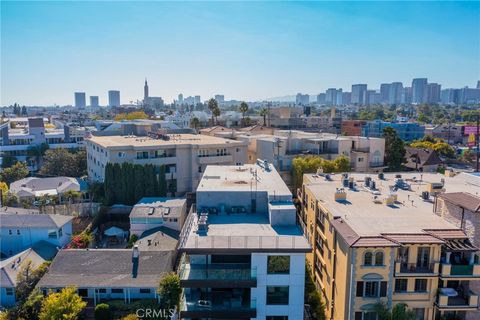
[364,281,379,297]
[112,288,123,294]
[8,230,12,235]
[140,288,151,294]
[374,252,384,266]
[266,286,289,305]
[6,288,14,296]
[414,279,427,292]
[198,166,202,173]
[98,288,107,293]
[118,152,126,158]
[267,256,290,274]
[48,230,57,238]
[395,279,408,292]
[413,308,425,320]
[58,228,62,237]
[364,252,373,265]
[266,317,288,320]
[363,312,377,320]
[137,151,149,159]
[16,230,20,235]
[358,157,364,162]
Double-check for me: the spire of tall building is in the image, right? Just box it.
[144,78,149,101]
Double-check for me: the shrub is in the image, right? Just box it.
[94,303,110,320]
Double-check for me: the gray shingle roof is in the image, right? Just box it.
[135,227,179,252]
[10,177,82,197]
[37,249,173,288]
[0,211,73,228]
[0,248,47,288]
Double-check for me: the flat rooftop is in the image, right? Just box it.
[303,172,478,239]
[130,197,186,219]
[87,133,245,148]
[180,214,310,253]
[197,163,292,199]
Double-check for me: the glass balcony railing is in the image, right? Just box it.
[440,263,480,277]
[180,264,257,281]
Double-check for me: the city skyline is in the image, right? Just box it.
[2,1,479,106]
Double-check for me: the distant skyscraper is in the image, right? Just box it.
[342,92,351,105]
[389,82,403,105]
[351,84,367,105]
[108,90,121,108]
[178,94,184,103]
[144,79,149,101]
[477,81,480,89]
[214,95,225,104]
[427,83,441,103]
[194,96,201,105]
[317,93,326,104]
[411,78,428,104]
[295,93,310,106]
[402,87,412,104]
[380,83,391,103]
[89,96,99,108]
[74,92,86,108]
[325,88,338,106]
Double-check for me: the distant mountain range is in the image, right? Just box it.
[265,95,297,102]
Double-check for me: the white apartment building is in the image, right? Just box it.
[86,133,248,195]
[234,130,385,172]
[0,118,86,171]
[178,162,310,320]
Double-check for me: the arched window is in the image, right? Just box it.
[364,252,373,265]
[375,251,384,266]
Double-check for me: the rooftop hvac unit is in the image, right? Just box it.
[378,172,384,180]
[334,188,347,201]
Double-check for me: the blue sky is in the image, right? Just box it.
[1,1,479,106]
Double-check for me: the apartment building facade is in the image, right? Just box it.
[177,162,311,319]
[237,130,385,173]
[0,118,86,171]
[86,133,248,195]
[298,172,480,320]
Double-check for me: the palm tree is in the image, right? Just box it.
[190,117,200,131]
[259,108,269,126]
[239,102,249,127]
[374,302,416,320]
[63,190,82,215]
[207,98,218,126]
[213,106,221,126]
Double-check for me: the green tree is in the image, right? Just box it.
[305,265,326,320]
[333,155,351,172]
[374,302,416,320]
[0,162,29,186]
[114,111,149,121]
[94,303,110,320]
[39,287,86,320]
[0,181,8,205]
[291,156,324,190]
[39,149,87,177]
[134,164,145,202]
[158,165,167,196]
[213,106,221,125]
[239,102,249,126]
[207,98,218,125]
[158,273,181,310]
[1,154,17,168]
[383,127,406,170]
[410,138,455,158]
[259,108,269,126]
[17,288,44,320]
[190,117,200,130]
[27,143,49,171]
[15,261,50,303]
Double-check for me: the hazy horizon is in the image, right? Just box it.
[2,1,479,106]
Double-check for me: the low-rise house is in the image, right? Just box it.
[37,247,174,305]
[0,247,48,307]
[135,226,179,253]
[404,147,443,172]
[129,197,187,236]
[0,208,73,258]
[9,176,88,202]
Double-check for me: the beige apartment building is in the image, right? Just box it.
[298,172,480,320]
[86,133,247,195]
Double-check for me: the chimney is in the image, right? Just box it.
[132,245,139,278]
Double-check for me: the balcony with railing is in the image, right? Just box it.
[198,154,233,164]
[179,263,257,287]
[180,289,256,318]
[395,262,439,275]
[436,290,479,310]
[369,161,385,168]
[441,263,480,278]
